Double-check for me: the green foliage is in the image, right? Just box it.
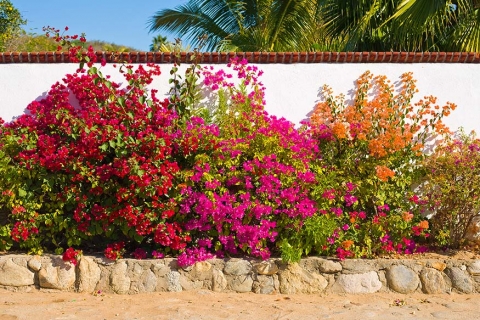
[168,38,206,123]
[280,214,337,262]
[0,0,26,51]
[149,0,480,52]
[150,34,168,52]
[148,0,323,52]
[419,129,480,248]
[4,31,140,52]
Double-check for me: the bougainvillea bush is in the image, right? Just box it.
[172,59,319,265]
[418,130,480,248]
[0,28,465,266]
[281,71,456,261]
[0,28,319,265]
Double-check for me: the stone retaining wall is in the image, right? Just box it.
[1,255,479,295]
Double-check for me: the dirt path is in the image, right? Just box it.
[1,289,480,320]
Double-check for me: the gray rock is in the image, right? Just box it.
[465,215,480,245]
[335,271,382,294]
[189,261,213,280]
[27,256,42,272]
[254,261,279,275]
[278,263,328,294]
[318,260,342,273]
[152,264,172,292]
[38,257,76,290]
[253,275,276,294]
[109,261,131,294]
[77,256,101,293]
[140,269,157,292]
[420,268,446,294]
[467,260,480,275]
[212,268,227,292]
[444,267,474,293]
[179,276,204,291]
[224,259,252,276]
[0,258,34,286]
[386,265,420,293]
[340,259,377,274]
[167,271,182,292]
[152,263,170,278]
[229,274,254,293]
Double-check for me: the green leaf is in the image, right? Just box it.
[18,188,26,198]
[100,143,109,152]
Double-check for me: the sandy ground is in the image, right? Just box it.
[1,289,480,320]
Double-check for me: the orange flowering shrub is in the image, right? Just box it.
[375,165,395,182]
[291,71,455,259]
[311,71,455,159]
[308,71,455,214]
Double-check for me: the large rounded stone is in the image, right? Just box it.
[318,260,342,273]
[140,269,157,292]
[278,263,328,294]
[445,267,474,293]
[27,256,42,272]
[420,268,446,294]
[109,261,131,294]
[224,260,252,276]
[38,257,76,290]
[189,261,213,280]
[335,271,382,294]
[0,258,34,287]
[212,269,227,292]
[253,275,276,294]
[78,256,101,293]
[229,274,254,293]
[167,271,182,292]
[386,265,420,294]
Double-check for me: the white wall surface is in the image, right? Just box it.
[1,63,479,133]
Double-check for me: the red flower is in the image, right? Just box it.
[62,247,82,265]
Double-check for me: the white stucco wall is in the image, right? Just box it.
[1,63,479,133]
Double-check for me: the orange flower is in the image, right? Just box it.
[341,240,354,250]
[332,122,349,140]
[418,220,429,229]
[402,211,414,222]
[375,165,395,182]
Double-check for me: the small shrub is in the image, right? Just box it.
[419,130,480,248]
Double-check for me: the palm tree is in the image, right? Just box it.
[150,35,168,51]
[148,0,325,52]
[148,0,479,52]
[319,0,480,52]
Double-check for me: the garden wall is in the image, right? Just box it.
[1,51,479,133]
[1,254,480,295]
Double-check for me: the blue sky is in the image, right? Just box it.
[13,0,189,51]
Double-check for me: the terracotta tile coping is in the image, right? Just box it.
[0,51,479,64]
